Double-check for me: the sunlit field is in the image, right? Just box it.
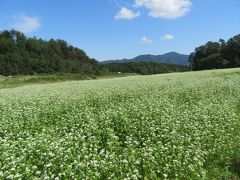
[0,68,240,179]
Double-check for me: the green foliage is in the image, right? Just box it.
[230,153,240,177]
[0,30,105,75]
[0,68,240,179]
[189,34,240,70]
[104,61,189,75]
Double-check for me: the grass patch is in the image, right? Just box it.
[0,73,137,89]
[0,75,6,80]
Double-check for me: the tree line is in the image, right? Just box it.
[189,34,240,70]
[0,30,105,76]
[104,61,189,75]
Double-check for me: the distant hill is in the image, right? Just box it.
[102,52,189,66]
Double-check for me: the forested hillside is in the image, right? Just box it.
[105,61,189,75]
[0,30,105,75]
[103,52,189,66]
[189,34,240,70]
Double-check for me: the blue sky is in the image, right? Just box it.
[1,0,240,61]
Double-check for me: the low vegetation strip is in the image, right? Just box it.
[0,73,136,89]
[0,68,240,179]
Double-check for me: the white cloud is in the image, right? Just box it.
[162,34,174,40]
[115,7,140,20]
[135,0,191,19]
[12,15,41,33]
[140,36,152,44]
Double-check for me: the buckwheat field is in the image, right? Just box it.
[1,68,240,179]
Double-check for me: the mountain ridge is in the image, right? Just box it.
[102,52,189,66]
